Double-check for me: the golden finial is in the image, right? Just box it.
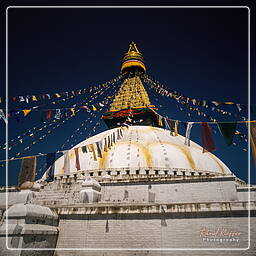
[128,42,140,53]
[121,42,146,74]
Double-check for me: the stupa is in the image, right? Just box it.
[0,42,255,256]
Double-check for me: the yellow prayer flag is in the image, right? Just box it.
[22,109,31,117]
[174,120,178,136]
[92,105,97,111]
[70,108,75,116]
[32,95,37,101]
[55,93,61,98]
[250,121,256,162]
[89,144,97,161]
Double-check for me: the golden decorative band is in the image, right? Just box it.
[121,60,146,72]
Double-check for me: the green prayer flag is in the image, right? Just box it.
[82,145,87,153]
[217,122,237,146]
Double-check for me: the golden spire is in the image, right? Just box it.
[102,43,156,129]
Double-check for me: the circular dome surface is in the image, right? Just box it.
[42,126,231,179]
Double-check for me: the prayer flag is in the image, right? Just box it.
[55,93,61,98]
[236,104,242,112]
[163,117,171,131]
[70,108,75,116]
[113,132,116,143]
[82,106,90,112]
[0,109,7,123]
[92,105,97,111]
[217,122,237,146]
[104,137,108,151]
[63,150,70,175]
[107,135,110,148]
[19,96,25,102]
[22,109,31,117]
[249,121,256,162]
[74,148,81,170]
[201,122,216,153]
[55,109,61,119]
[96,141,102,158]
[212,101,220,106]
[46,153,56,182]
[89,144,97,161]
[167,119,174,135]
[156,114,163,127]
[32,95,37,101]
[82,145,87,153]
[185,122,194,146]
[46,110,51,120]
[174,120,179,136]
[18,156,37,187]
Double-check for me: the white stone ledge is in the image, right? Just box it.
[50,201,256,216]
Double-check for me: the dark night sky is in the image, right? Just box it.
[0,1,255,186]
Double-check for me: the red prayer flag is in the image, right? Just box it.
[46,110,51,120]
[201,122,216,153]
[82,106,90,111]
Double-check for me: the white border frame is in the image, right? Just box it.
[5,5,251,252]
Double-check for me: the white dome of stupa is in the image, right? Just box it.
[42,125,231,179]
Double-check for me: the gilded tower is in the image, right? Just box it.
[102,42,158,128]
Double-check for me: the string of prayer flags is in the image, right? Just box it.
[45,153,56,182]
[201,122,216,153]
[2,74,124,105]
[18,156,37,187]
[74,148,81,170]
[185,122,194,146]
[144,74,249,122]
[217,122,237,146]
